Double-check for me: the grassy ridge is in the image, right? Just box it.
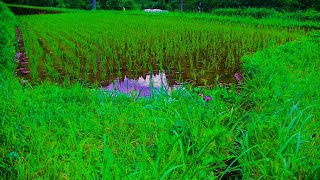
[239,32,320,178]
[1,3,320,179]
[6,3,84,14]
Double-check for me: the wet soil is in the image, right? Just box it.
[15,28,31,81]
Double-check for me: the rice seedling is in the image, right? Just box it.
[17,11,306,89]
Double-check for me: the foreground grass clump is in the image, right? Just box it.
[1,81,242,179]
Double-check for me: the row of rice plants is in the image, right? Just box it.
[18,12,306,87]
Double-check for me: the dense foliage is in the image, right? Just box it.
[3,0,320,11]
[211,7,320,21]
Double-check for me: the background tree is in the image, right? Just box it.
[105,0,122,10]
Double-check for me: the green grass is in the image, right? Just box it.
[0,1,16,68]
[1,2,319,179]
[1,80,242,179]
[238,32,320,179]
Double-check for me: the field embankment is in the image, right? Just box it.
[239,32,320,178]
[6,4,82,15]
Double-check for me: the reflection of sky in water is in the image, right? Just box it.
[106,72,170,97]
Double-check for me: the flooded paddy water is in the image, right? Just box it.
[15,12,307,96]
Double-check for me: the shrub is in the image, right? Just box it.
[105,0,122,10]
[122,0,135,10]
[212,8,279,19]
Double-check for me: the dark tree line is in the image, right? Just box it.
[3,0,320,11]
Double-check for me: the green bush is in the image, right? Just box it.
[212,8,320,22]
[122,0,135,10]
[241,8,279,18]
[290,9,320,22]
[105,0,122,10]
[0,1,16,69]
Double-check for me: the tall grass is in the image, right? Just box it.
[1,81,243,179]
[238,32,320,179]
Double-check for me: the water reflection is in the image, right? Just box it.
[106,72,170,97]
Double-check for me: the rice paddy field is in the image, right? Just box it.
[1,2,320,179]
[18,12,307,88]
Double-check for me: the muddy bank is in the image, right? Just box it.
[15,28,31,81]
